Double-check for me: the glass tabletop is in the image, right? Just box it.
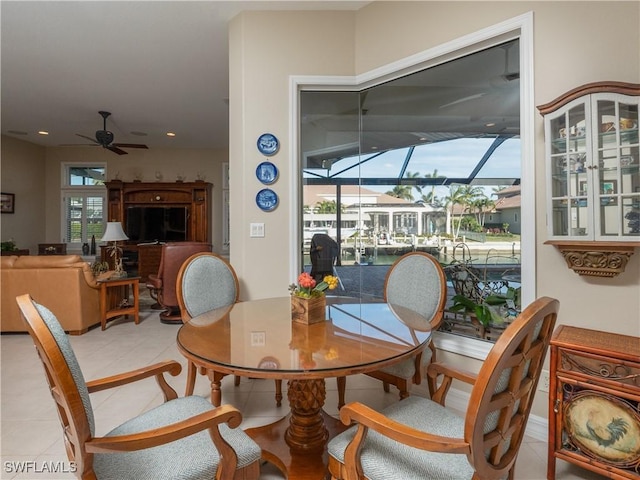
[177,296,432,378]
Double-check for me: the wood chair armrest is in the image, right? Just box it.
[86,404,244,477]
[86,360,181,401]
[85,404,242,453]
[426,362,477,405]
[338,402,470,479]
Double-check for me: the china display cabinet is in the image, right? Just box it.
[538,82,640,276]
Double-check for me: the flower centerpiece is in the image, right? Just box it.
[289,272,338,325]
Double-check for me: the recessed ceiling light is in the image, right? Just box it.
[130,131,147,136]
[166,132,176,137]
[485,122,496,127]
[38,131,49,135]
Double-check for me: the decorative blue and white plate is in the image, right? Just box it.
[256,189,278,212]
[257,133,279,156]
[256,161,278,185]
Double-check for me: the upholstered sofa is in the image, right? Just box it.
[1,255,101,334]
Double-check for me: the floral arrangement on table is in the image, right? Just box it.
[289,272,338,298]
[289,273,338,324]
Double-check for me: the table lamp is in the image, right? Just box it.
[101,221,129,278]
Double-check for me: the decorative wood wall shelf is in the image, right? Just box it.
[545,240,639,277]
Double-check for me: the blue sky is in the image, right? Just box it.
[305,137,521,199]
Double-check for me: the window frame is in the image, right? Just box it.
[60,162,107,251]
[290,13,535,360]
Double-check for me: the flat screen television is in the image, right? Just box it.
[126,206,188,243]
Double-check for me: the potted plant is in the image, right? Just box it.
[1,239,17,252]
[289,272,338,325]
[448,293,509,329]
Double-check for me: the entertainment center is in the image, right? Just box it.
[102,181,212,280]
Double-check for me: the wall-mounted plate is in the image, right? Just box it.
[256,161,278,185]
[257,133,279,156]
[256,188,278,212]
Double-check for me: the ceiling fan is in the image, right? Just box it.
[76,111,148,155]
[489,42,520,87]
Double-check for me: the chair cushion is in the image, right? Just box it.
[181,256,236,318]
[385,255,443,321]
[378,345,433,380]
[93,395,261,480]
[328,396,475,480]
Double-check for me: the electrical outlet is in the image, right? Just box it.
[539,369,550,393]
[250,331,266,347]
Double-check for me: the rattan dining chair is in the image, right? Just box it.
[336,252,447,409]
[16,293,262,480]
[176,252,283,407]
[327,296,559,480]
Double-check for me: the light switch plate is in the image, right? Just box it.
[250,223,265,237]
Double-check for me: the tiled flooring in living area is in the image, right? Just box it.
[2,303,605,479]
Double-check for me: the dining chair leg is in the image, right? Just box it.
[383,381,390,393]
[234,375,241,386]
[398,380,410,400]
[336,376,346,410]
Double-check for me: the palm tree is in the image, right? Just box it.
[386,185,414,201]
[422,169,445,206]
[314,200,339,213]
[469,196,496,227]
[444,185,484,239]
[405,171,422,200]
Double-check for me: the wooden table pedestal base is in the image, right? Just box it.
[246,378,348,480]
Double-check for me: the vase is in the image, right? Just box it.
[291,295,326,325]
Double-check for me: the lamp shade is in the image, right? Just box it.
[101,222,129,242]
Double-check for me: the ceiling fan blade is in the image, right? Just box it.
[76,133,100,144]
[107,145,128,155]
[112,143,149,149]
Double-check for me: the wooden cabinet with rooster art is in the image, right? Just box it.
[548,325,640,479]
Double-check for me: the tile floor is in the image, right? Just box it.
[1,304,605,479]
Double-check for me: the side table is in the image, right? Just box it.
[97,275,141,330]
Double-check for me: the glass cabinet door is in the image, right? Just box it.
[547,99,590,238]
[593,96,639,239]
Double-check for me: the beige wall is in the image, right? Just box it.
[0,136,46,253]
[229,11,356,298]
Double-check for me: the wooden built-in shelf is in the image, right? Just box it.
[545,240,639,277]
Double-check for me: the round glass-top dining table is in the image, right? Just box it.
[177,296,432,479]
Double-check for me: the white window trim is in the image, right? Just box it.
[290,13,535,361]
[61,162,107,187]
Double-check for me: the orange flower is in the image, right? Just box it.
[297,272,316,289]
